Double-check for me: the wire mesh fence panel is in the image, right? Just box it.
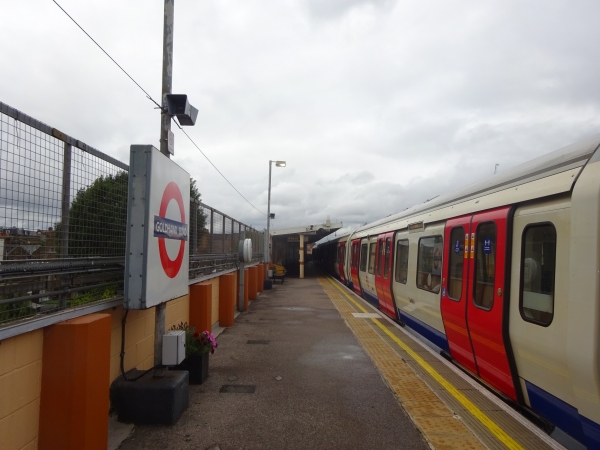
[0,115,63,259]
[232,221,239,254]
[212,211,224,254]
[0,101,264,328]
[0,104,125,326]
[66,147,128,258]
[224,217,232,253]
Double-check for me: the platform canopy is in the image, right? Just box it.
[270,219,343,278]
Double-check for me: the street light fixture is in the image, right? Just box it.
[266,160,286,271]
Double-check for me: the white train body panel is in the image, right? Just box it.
[313,135,600,448]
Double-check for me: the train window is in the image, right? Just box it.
[473,223,496,310]
[416,236,443,293]
[520,224,556,326]
[447,227,465,300]
[360,244,368,272]
[395,239,409,284]
[383,238,391,279]
[368,243,377,274]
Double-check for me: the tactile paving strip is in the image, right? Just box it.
[319,277,560,450]
[319,279,486,450]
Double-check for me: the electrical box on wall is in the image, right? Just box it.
[162,330,186,366]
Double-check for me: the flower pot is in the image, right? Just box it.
[183,353,209,385]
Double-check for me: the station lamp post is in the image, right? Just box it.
[266,160,286,271]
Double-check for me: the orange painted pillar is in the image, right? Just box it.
[219,273,235,327]
[243,268,249,310]
[39,314,111,450]
[248,266,258,300]
[190,283,212,333]
[256,264,264,293]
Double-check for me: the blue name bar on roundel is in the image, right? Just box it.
[153,215,188,241]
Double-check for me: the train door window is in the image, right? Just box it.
[448,227,465,300]
[416,236,443,293]
[354,243,360,269]
[473,223,496,310]
[395,239,409,284]
[383,238,391,279]
[360,244,368,272]
[377,239,385,277]
[368,243,377,274]
[520,224,556,326]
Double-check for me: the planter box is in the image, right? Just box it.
[172,353,209,385]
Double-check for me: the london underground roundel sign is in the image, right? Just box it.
[154,182,188,278]
[124,145,190,310]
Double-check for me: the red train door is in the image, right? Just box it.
[375,233,396,319]
[338,242,346,284]
[350,239,362,295]
[441,207,518,401]
[440,216,477,374]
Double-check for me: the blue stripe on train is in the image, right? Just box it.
[581,414,600,449]
[397,309,449,353]
[362,290,379,308]
[526,380,600,448]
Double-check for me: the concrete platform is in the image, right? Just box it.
[118,269,427,450]
[117,265,564,450]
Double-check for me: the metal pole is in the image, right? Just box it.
[266,160,272,269]
[159,0,174,157]
[59,142,72,308]
[60,142,72,258]
[154,0,174,371]
[238,230,246,312]
[210,208,214,253]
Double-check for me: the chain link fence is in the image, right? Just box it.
[0,101,264,327]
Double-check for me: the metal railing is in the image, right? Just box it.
[0,101,264,327]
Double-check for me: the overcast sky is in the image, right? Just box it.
[3,0,600,231]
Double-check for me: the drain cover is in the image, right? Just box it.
[352,313,381,318]
[220,385,256,393]
[247,340,270,344]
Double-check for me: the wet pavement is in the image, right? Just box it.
[118,267,428,450]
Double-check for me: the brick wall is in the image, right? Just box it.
[0,329,43,450]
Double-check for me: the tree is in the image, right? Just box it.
[56,173,206,257]
[57,171,129,257]
[189,178,207,253]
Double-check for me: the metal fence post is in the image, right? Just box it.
[210,208,214,253]
[238,229,245,312]
[222,216,226,254]
[60,142,71,257]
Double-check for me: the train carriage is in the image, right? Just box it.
[313,135,600,449]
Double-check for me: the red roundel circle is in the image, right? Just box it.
[158,182,186,278]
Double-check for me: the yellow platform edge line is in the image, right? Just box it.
[325,276,524,450]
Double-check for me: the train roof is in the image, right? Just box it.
[315,134,600,246]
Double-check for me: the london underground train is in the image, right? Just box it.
[313,135,600,449]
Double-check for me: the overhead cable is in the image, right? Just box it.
[51,0,267,217]
[173,120,267,216]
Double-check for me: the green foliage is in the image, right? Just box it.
[189,178,207,251]
[56,171,128,257]
[55,173,206,257]
[69,284,119,308]
[0,301,35,324]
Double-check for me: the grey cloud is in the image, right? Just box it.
[303,0,397,21]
